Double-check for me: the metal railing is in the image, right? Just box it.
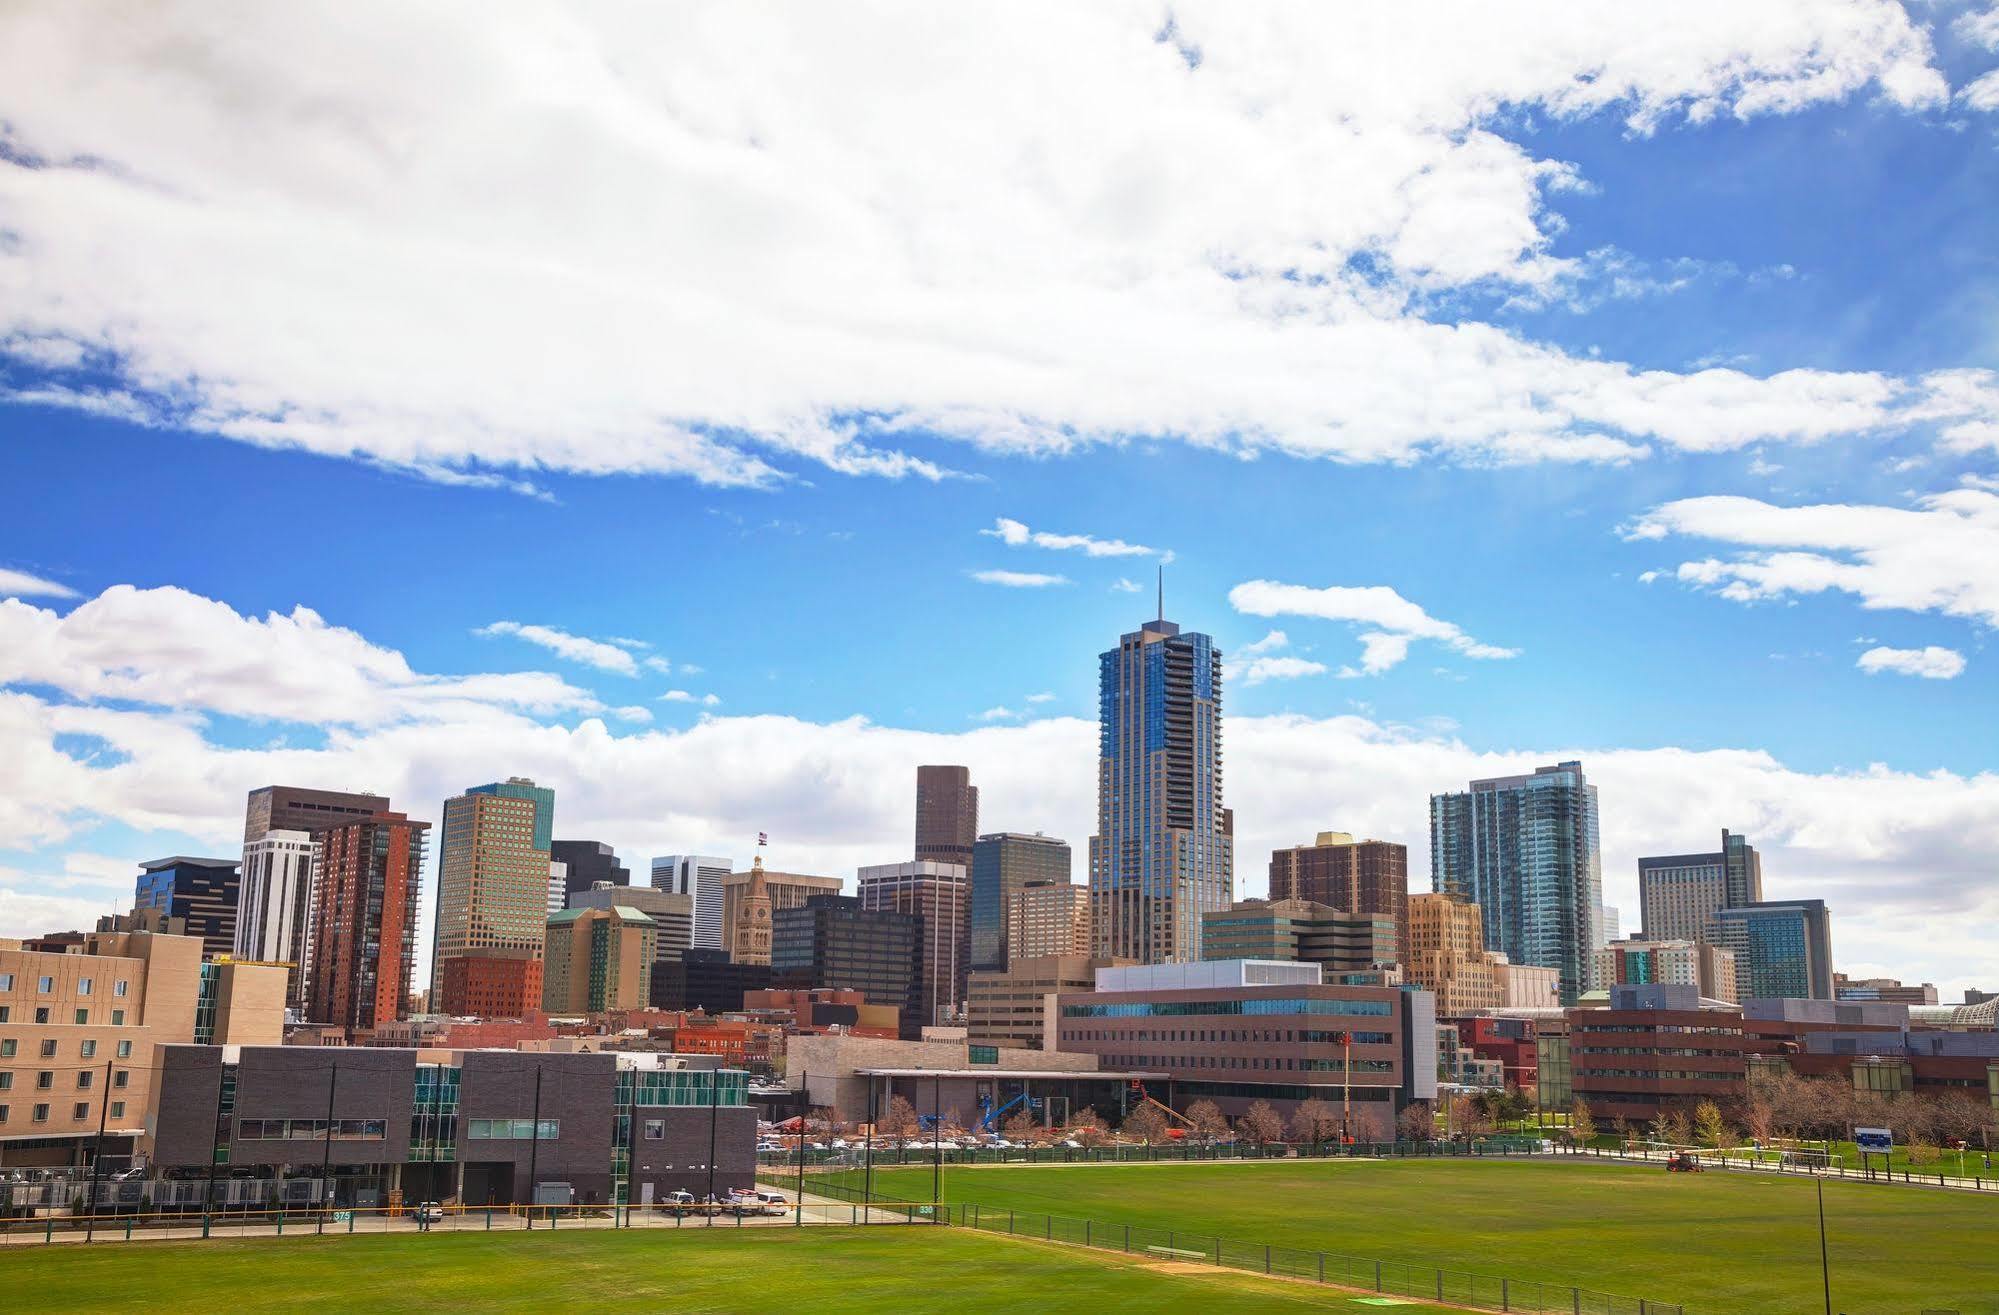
[0,1199,945,1247]
[946,1201,1683,1315]
[1564,1143,1996,1193]
[756,1135,1550,1170]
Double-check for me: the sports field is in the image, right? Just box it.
[0,1226,1485,1313]
[857,1156,1999,1314]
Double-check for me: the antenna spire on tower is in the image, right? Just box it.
[1157,563,1164,620]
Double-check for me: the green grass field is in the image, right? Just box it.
[0,1226,1488,1313]
[855,1157,1999,1314]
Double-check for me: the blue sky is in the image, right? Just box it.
[1,4,1995,993]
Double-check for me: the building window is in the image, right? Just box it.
[110,1102,125,1119]
[0,974,11,991]
[33,1008,49,1024]
[116,1041,132,1059]
[80,1040,96,1059]
[466,1118,559,1139]
[111,1010,125,1026]
[113,1069,128,1088]
[113,980,128,998]
[76,1071,92,1089]
[36,1072,52,1089]
[38,1040,55,1059]
[0,1073,10,1090]
[0,1104,7,1122]
[73,1009,88,1025]
[32,1104,48,1123]
[0,1041,13,1058]
[0,1007,8,1023]
[77,978,92,996]
[644,1119,665,1140]
[37,977,52,994]
[73,1102,89,1121]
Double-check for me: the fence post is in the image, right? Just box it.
[1502,1277,1509,1311]
[202,1212,211,1239]
[1572,1288,1581,1314]
[44,1215,52,1245]
[1265,1244,1272,1274]
[1375,1260,1382,1291]
[1436,1273,1443,1302]
[1318,1254,1325,1284]
[1044,1215,1051,1240]
[485,1209,491,1230]
[1086,1220,1091,1247]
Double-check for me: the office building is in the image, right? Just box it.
[234,830,317,1008]
[1430,761,1601,1004]
[650,948,774,1015]
[550,840,629,905]
[1010,881,1091,961]
[546,860,568,918]
[0,926,284,1169]
[1712,899,1834,1000]
[431,778,554,1016]
[148,1046,755,1208]
[1201,899,1396,974]
[1834,973,1939,1006]
[726,857,774,966]
[1491,959,1561,1009]
[858,861,969,1033]
[719,870,840,952]
[652,855,732,950]
[771,895,920,1026]
[915,765,978,870]
[1595,937,1737,1003]
[134,856,241,960]
[1637,829,1762,943]
[1090,611,1232,964]
[1404,893,1501,1015]
[1268,832,1410,950]
[244,785,392,845]
[1569,984,1748,1125]
[1599,906,1619,948]
[1054,960,1436,1138]
[543,906,657,1013]
[969,832,1071,971]
[966,954,1124,1051]
[570,882,692,964]
[306,812,429,1034]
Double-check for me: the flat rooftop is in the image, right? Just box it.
[856,1069,1169,1081]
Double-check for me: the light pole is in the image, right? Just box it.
[83,1059,113,1242]
[932,1075,942,1206]
[1815,1176,1832,1315]
[794,1082,807,1227]
[316,1060,338,1235]
[525,1066,543,1228]
[864,1077,877,1209]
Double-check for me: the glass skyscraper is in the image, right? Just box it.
[1712,899,1833,1000]
[970,831,1072,970]
[1089,613,1231,964]
[1430,760,1602,1004]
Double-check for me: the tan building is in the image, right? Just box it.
[1268,831,1411,951]
[720,869,841,949]
[727,858,774,966]
[541,906,657,1013]
[1595,938,1738,1004]
[0,928,284,1167]
[1492,958,1562,1009]
[431,778,555,1016]
[966,954,1127,1050]
[1405,893,1502,1015]
[1200,898,1396,973]
[1010,880,1090,961]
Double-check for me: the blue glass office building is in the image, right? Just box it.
[1089,616,1231,964]
[1430,761,1603,1005]
[1713,899,1833,1000]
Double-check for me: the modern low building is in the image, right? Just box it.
[965,954,1126,1051]
[1456,1016,1538,1091]
[1568,984,1748,1125]
[147,1046,755,1208]
[1200,898,1396,975]
[1054,960,1437,1138]
[1491,958,1561,1009]
[0,927,285,1169]
[784,1032,1117,1128]
[1833,973,1938,1006]
[135,857,241,960]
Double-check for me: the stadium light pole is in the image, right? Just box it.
[932,1075,942,1206]
[84,1059,113,1243]
[525,1066,543,1229]
[1815,1176,1832,1315]
[864,1077,877,1207]
[795,1081,807,1227]
[316,1060,338,1235]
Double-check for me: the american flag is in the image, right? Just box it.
[757,832,768,846]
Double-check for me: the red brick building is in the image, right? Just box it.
[306,812,428,1034]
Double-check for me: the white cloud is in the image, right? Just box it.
[0,567,79,599]
[1856,646,1966,680]
[611,705,654,724]
[643,656,673,676]
[1229,579,1518,675]
[1628,486,1999,627]
[971,569,1069,588]
[1239,629,1290,656]
[1110,578,1143,594]
[658,690,721,706]
[975,706,1019,722]
[1965,68,1999,111]
[980,517,1161,558]
[1025,692,1056,704]
[475,621,640,675]
[1234,656,1330,686]
[0,5,1965,490]
[0,586,602,728]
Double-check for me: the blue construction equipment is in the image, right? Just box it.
[977,1090,1040,1133]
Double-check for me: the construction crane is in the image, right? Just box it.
[1126,1080,1195,1128]
[977,1090,1041,1133]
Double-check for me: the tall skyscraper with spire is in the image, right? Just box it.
[1089,586,1231,964]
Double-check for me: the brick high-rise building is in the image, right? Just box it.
[1638,829,1762,944]
[307,812,429,1033]
[430,777,554,1016]
[915,766,978,870]
[243,785,392,844]
[1267,832,1410,952]
[1405,892,1501,1015]
[1010,881,1091,961]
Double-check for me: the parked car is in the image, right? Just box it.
[412,1202,446,1225]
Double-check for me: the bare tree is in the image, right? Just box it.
[1185,1099,1231,1144]
[1289,1098,1339,1148]
[1397,1101,1436,1141]
[1448,1093,1494,1138]
[1003,1108,1039,1140]
[879,1095,921,1150]
[1068,1109,1106,1143]
[1123,1102,1171,1146]
[1238,1100,1287,1147]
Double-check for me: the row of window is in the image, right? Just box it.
[1095,1053,1396,1074]
[0,1007,130,1026]
[235,1119,389,1140]
[0,1101,125,1123]
[0,974,131,997]
[466,1118,560,1140]
[0,1068,131,1091]
[0,1038,134,1059]
[1062,997,1393,1020]
[1575,1069,1741,1082]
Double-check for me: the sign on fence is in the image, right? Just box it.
[1856,1127,1893,1154]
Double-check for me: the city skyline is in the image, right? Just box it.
[2,6,1996,999]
